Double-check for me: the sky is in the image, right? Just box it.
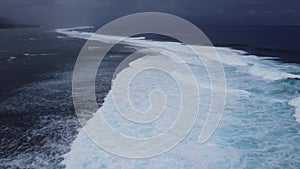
[0,0,299,26]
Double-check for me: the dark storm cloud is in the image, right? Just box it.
[0,0,299,26]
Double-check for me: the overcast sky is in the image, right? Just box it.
[0,0,299,26]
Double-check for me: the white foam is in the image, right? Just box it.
[57,35,68,39]
[55,26,145,44]
[7,56,16,61]
[29,38,43,40]
[31,53,54,56]
[190,46,250,67]
[57,26,94,31]
[289,96,300,123]
[63,54,233,168]
[23,53,55,57]
[55,27,253,68]
[249,64,300,81]
[58,26,300,168]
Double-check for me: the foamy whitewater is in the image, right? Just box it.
[56,27,300,168]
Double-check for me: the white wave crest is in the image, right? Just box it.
[249,64,300,81]
[55,26,145,44]
[289,96,300,123]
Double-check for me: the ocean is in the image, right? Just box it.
[0,26,299,168]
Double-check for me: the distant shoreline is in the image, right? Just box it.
[0,24,39,29]
[0,17,39,29]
